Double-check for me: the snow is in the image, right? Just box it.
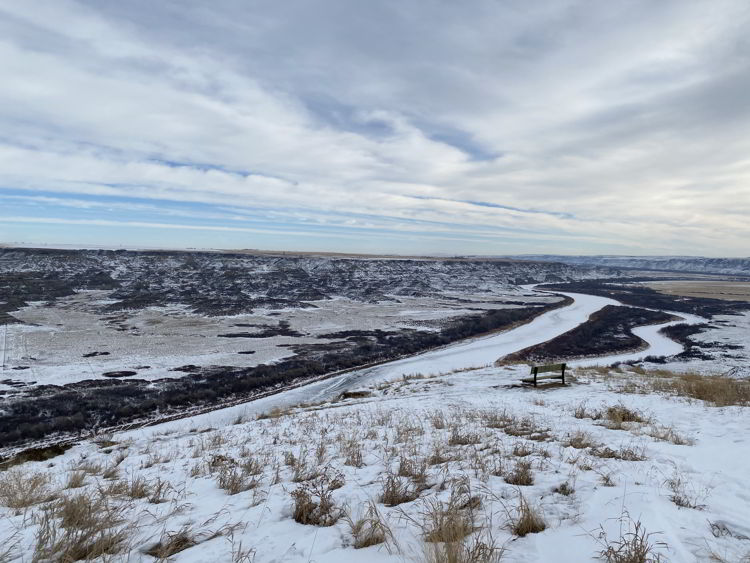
[1,287,747,562]
[572,310,706,368]
[2,364,748,562]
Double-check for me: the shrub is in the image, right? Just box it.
[291,478,343,527]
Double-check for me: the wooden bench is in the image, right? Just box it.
[521,363,566,387]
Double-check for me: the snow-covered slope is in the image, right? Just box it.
[513,255,750,276]
[2,363,748,562]
[0,248,623,316]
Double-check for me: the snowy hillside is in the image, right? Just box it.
[512,255,750,276]
[1,363,748,562]
[0,248,624,317]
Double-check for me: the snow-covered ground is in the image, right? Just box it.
[1,284,748,561]
[2,364,748,562]
[0,290,543,389]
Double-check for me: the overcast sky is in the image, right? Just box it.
[1,0,749,255]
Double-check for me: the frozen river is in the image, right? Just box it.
[135,286,705,435]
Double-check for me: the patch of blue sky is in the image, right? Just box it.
[0,186,583,244]
[303,95,396,139]
[407,195,575,220]
[409,118,502,162]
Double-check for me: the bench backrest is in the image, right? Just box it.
[531,363,565,374]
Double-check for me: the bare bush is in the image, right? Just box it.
[291,478,343,527]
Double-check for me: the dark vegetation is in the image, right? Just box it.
[637,322,742,363]
[0,297,571,448]
[0,270,117,324]
[1,247,614,318]
[540,280,750,317]
[101,371,138,378]
[217,321,303,338]
[505,305,677,363]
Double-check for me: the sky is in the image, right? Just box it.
[1,1,749,256]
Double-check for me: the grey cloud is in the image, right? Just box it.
[0,0,749,255]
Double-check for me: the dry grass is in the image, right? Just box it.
[563,430,598,450]
[503,460,533,486]
[605,404,648,429]
[65,470,87,490]
[398,455,428,487]
[596,513,667,562]
[422,530,504,563]
[341,439,364,468]
[256,406,292,420]
[448,427,481,446]
[553,482,575,496]
[651,374,750,407]
[642,425,693,446]
[33,492,129,561]
[380,474,420,506]
[0,532,19,563]
[664,473,707,510]
[217,464,260,495]
[503,416,551,441]
[591,444,647,462]
[345,501,394,550]
[146,526,198,558]
[291,478,343,527]
[508,494,546,537]
[422,499,475,544]
[0,470,55,512]
[608,369,750,407]
[428,444,458,466]
[511,441,534,457]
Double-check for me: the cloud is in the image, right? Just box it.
[0,0,749,255]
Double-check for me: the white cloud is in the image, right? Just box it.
[0,0,749,255]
